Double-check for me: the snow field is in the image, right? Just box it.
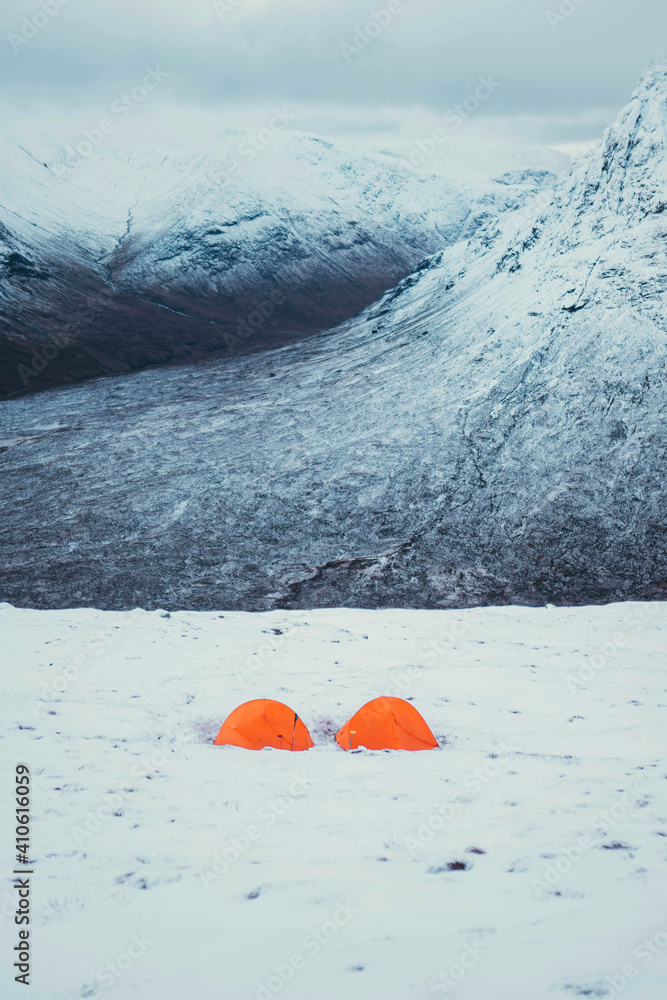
[1,602,666,1000]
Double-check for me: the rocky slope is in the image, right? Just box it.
[0,129,565,397]
[0,64,665,610]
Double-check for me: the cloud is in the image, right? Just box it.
[1,0,665,146]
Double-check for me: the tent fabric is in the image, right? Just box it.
[335,697,438,751]
[214,699,314,751]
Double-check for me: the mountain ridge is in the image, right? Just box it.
[0,128,566,397]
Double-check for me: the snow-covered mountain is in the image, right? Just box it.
[0,63,665,610]
[0,128,566,396]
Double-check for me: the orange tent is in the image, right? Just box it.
[335,697,438,751]
[214,699,313,751]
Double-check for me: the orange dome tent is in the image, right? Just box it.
[214,699,313,751]
[335,697,438,751]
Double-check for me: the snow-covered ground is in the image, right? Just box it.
[2,602,666,1000]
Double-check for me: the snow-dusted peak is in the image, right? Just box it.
[0,124,566,396]
[566,56,667,222]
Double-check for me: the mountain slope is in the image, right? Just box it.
[0,64,664,610]
[0,129,566,397]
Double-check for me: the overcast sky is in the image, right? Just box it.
[1,0,665,152]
